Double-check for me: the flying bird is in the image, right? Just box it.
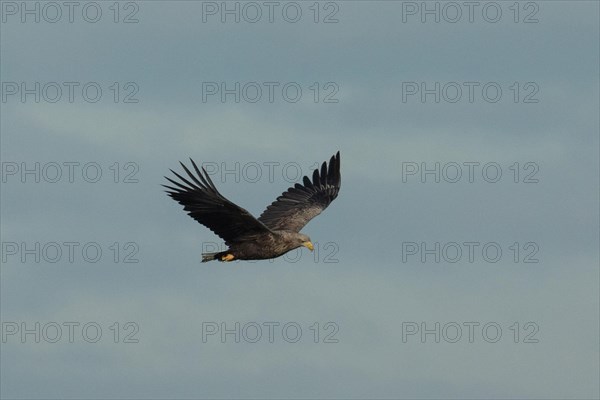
[164,152,341,262]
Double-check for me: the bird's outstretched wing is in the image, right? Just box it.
[258,152,341,232]
[164,159,272,245]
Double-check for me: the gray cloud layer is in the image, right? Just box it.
[1,1,598,399]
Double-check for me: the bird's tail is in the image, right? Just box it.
[202,251,229,262]
[201,252,219,262]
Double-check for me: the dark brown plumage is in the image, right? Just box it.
[163,152,341,262]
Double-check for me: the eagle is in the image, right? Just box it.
[164,152,341,262]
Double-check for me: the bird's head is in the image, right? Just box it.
[297,233,314,251]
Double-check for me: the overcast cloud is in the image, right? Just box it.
[1,1,599,399]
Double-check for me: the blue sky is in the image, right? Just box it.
[1,1,599,398]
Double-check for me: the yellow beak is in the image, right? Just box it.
[303,241,314,251]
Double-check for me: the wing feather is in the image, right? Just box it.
[164,159,272,245]
[258,152,341,232]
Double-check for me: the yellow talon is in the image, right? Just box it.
[221,254,235,262]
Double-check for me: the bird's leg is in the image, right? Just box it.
[221,254,235,262]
